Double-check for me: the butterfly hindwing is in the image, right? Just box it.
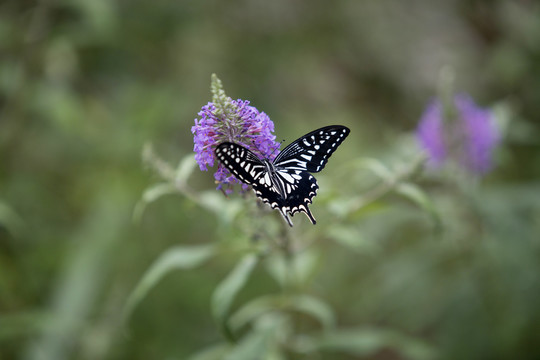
[252,169,318,226]
[273,125,350,173]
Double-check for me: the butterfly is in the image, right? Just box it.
[215,125,350,226]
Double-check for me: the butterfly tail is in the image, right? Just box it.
[301,205,317,225]
[279,205,317,227]
[279,208,294,227]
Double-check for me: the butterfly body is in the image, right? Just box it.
[216,125,350,226]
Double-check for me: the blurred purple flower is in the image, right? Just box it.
[416,94,500,175]
[416,100,447,167]
[192,99,280,193]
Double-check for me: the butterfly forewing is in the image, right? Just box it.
[273,125,350,173]
[215,143,266,185]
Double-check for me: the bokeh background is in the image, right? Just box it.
[1,0,540,359]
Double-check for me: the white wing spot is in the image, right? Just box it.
[279,172,295,183]
[260,172,271,185]
[300,154,312,161]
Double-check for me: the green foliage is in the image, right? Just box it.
[212,254,258,341]
[301,327,436,359]
[123,244,215,323]
[133,126,445,358]
[2,1,540,360]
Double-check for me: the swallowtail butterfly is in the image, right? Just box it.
[215,125,350,226]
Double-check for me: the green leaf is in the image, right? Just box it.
[141,183,177,203]
[288,295,336,330]
[229,296,275,331]
[326,225,377,253]
[175,154,197,184]
[264,256,287,288]
[396,183,441,228]
[290,250,319,286]
[265,249,320,288]
[198,191,243,223]
[229,294,335,332]
[225,313,287,360]
[212,254,258,340]
[358,158,393,181]
[133,183,177,223]
[123,244,215,322]
[223,331,270,360]
[300,327,436,360]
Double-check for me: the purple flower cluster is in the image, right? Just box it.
[416,94,500,175]
[192,99,280,193]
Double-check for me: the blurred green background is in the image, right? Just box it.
[2,0,540,359]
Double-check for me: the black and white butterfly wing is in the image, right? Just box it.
[215,142,266,185]
[215,142,313,226]
[252,168,319,227]
[273,125,350,173]
[214,125,350,227]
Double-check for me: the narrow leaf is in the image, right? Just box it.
[123,244,215,322]
[326,225,376,253]
[358,158,393,181]
[288,295,336,330]
[265,249,319,288]
[133,183,177,223]
[396,183,441,228]
[198,191,243,222]
[175,154,197,184]
[225,313,286,360]
[230,294,335,332]
[223,331,270,360]
[212,254,258,339]
[229,296,276,332]
[303,327,436,360]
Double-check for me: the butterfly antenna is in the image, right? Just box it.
[268,139,285,160]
